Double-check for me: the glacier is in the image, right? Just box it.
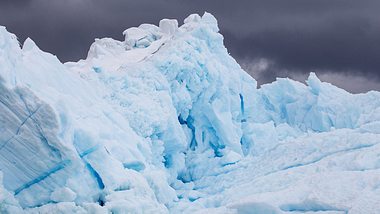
[1,12,380,213]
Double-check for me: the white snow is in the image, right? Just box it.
[0,12,380,213]
[50,187,77,203]
[159,19,178,35]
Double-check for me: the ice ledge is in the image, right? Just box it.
[87,12,219,59]
[82,12,222,71]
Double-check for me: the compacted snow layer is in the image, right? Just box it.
[0,13,380,213]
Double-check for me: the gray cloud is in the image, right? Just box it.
[0,0,379,93]
[241,58,380,93]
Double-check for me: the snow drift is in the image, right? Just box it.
[0,13,380,213]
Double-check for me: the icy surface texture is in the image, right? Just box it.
[1,13,380,213]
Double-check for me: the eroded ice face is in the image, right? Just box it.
[1,12,380,213]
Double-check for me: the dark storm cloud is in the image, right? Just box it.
[219,0,380,84]
[0,0,379,92]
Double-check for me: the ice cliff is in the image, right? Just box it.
[1,13,380,213]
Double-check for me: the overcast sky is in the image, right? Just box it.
[1,0,379,93]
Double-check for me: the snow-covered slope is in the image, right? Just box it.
[1,13,380,213]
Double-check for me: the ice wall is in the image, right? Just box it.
[1,13,380,213]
